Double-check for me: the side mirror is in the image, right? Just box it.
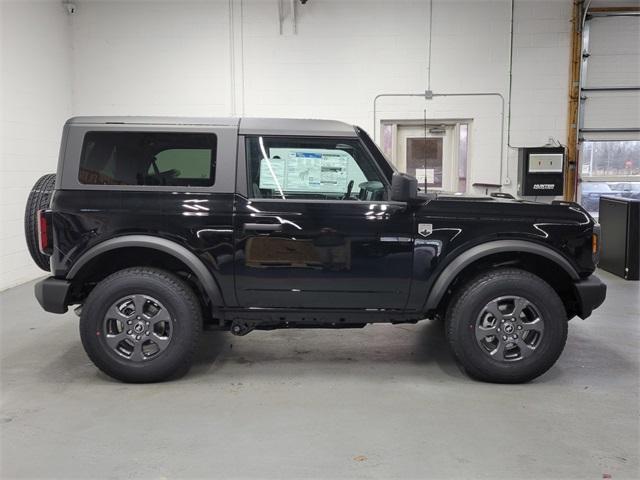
[390,172,419,203]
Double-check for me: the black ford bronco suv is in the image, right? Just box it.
[26,116,606,383]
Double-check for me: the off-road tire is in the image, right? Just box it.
[446,268,568,383]
[80,267,202,383]
[24,173,56,271]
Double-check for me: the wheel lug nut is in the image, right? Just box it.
[145,321,150,326]
[518,325,523,330]
[137,316,141,320]
[501,319,505,323]
[127,320,132,325]
[136,335,141,340]
[127,330,132,335]
[497,328,501,332]
[145,331,149,335]
[502,335,507,340]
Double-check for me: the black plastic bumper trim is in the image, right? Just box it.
[34,277,71,314]
[573,275,607,319]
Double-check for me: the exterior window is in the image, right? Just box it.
[246,136,387,200]
[406,138,443,189]
[579,141,640,216]
[79,132,216,186]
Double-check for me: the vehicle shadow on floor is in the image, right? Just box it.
[187,319,466,381]
[26,316,633,385]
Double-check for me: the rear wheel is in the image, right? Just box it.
[24,173,56,271]
[80,267,202,383]
[445,268,567,383]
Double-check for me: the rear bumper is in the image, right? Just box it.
[34,277,71,314]
[573,275,607,319]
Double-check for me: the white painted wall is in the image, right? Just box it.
[69,0,571,192]
[71,0,231,116]
[0,0,72,291]
[509,0,572,190]
[0,0,572,290]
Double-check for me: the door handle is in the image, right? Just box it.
[243,223,282,232]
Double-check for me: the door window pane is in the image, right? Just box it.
[79,131,216,186]
[246,136,386,200]
[406,137,443,189]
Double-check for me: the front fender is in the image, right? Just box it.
[423,239,580,311]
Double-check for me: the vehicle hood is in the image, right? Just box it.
[416,193,594,225]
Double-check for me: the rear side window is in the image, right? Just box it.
[78,131,216,187]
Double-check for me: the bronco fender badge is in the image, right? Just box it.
[418,223,433,237]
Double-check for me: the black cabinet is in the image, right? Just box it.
[599,196,640,280]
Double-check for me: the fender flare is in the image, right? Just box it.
[67,235,225,307]
[424,239,580,310]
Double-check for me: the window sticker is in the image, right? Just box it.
[259,148,355,193]
[258,156,286,190]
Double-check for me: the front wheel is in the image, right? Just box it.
[80,267,202,383]
[445,268,568,383]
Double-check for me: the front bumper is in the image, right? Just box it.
[34,277,72,314]
[573,275,607,319]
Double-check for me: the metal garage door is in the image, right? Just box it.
[579,11,640,216]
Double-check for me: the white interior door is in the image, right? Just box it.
[395,125,456,192]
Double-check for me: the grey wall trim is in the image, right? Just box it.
[424,239,580,310]
[67,235,225,306]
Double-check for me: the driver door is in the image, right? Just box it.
[233,135,415,310]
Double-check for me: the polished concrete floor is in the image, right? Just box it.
[1,269,638,479]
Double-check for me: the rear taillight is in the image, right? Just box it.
[37,209,53,255]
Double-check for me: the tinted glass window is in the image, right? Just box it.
[581,141,640,177]
[246,136,386,201]
[579,140,640,216]
[79,131,216,186]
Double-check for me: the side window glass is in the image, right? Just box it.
[246,136,386,200]
[150,149,212,181]
[79,131,216,187]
